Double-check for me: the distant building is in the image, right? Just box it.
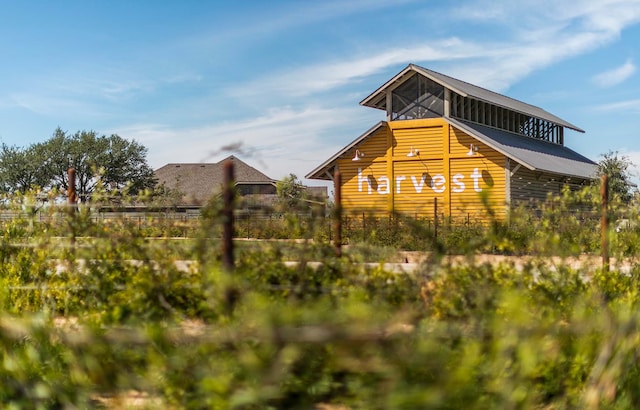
[155,155,327,209]
[307,64,597,221]
[154,155,277,207]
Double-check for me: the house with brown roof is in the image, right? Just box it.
[155,155,329,210]
[154,155,277,207]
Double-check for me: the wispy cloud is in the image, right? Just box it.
[593,99,640,113]
[6,0,639,182]
[451,0,640,30]
[592,60,636,87]
[181,0,419,53]
[227,0,640,103]
[9,93,101,118]
[422,1,640,91]
[111,105,376,180]
[141,0,640,181]
[228,38,483,99]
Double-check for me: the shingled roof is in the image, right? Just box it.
[154,155,275,206]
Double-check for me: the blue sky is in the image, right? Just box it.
[1,0,640,187]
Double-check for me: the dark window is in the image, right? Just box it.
[391,74,444,120]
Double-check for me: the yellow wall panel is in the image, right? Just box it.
[449,156,507,220]
[338,160,391,212]
[392,126,443,159]
[389,118,446,129]
[353,126,389,160]
[449,125,495,157]
[393,160,446,215]
[337,119,509,221]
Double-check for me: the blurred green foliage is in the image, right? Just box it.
[0,186,639,408]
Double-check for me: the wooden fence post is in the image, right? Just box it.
[68,168,77,245]
[222,159,235,272]
[433,197,438,242]
[67,168,77,207]
[333,170,342,257]
[601,174,609,272]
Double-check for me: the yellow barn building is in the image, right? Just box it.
[306,64,598,221]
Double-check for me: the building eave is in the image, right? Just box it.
[360,64,585,134]
[446,117,597,180]
[305,121,386,180]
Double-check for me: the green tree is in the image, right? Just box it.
[276,173,305,208]
[0,128,157,201]
[0,143,50,194]
[596,150,636,202]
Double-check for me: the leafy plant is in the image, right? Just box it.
[0,185,639,408]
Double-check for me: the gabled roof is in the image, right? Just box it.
[360,64,585,133]
[155,155,275,205]
[305,122,386,180]
[305,120,597,182]
[446,118,597,179]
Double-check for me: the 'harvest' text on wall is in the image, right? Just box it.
[357,168,483,194]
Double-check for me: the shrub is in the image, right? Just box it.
[0,187,639,408]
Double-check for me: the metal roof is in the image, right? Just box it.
[360,64,585,133]
[306,119,597,182]
[446,118,597,179]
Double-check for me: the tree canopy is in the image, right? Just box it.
[276,173,305,208]
[596,150,637,202]
[0,128,156,200]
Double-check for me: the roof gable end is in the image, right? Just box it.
[360,64,584,133]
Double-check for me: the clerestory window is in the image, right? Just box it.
[391,73,444,120]
[450,92,564,145]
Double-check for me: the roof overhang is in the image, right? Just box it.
[307,118,597,182]
[305,121,386,180]
[446,118,597,180]
[360,64,475,110]
[360,64,585,134]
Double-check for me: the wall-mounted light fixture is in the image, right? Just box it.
[407,146,419,157]
[466,144,478,156]
[352,149,364,161]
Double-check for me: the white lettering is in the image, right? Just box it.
[356,169,489,195]
[357,168,372,194]
[396,175,406,194]
[452,174,465,193]
[411,175,428,193]
[378,176,390,194]
[432,174,446,193]
[471,168,482,192]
